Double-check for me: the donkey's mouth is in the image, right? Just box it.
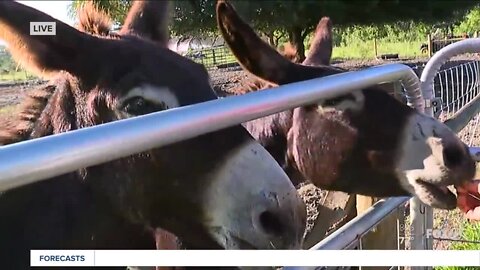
[229,234,260,250]
[209,227,262,250]
[415,180,457,210]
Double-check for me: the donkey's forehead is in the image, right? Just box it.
[90,36,214,99]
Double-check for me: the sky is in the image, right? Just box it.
[0,1,74,46]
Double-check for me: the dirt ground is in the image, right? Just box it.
[1,55,478,250]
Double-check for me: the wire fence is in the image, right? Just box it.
[425,34,474,57]
[287,39,480,270]
[183,45,239,70]
[435,60,480,146]
[431,38,468,56]
[430,58,480,250]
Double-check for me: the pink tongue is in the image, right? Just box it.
[154,229,181,270]
[154,228,179,250]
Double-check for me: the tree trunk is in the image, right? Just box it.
[268,35,275,46]
[274,33,283,48]
[262,30,282,48]
[288,27,306,62]
[265,31,276,47]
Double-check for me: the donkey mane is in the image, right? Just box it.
[280,43,301,63]
[76,2,113,36]
[0,83,56,145]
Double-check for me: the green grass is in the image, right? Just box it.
[433,165,480,270]
[0,70,36,82]
[434,222,480,270]
[331,40,426,60]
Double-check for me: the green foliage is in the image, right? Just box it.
[0,51,17,73]
[171,0,216,36]
[454,6,480,35]
[66,0,479,60]
[303,19,430,60]
[67,0,478,38]
[0,49,36,82]
[330,40,425,60]
[330,21,430,47]
[434,221,480,270]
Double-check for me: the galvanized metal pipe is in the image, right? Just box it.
[420,38,480,117]
[310,197,410,250]
[470,147,480,162]
[283,197,410,270]
[0,64,421,192]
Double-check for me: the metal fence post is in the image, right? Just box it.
[427,34,432,58]
[420,55,435,270]
[409,198,429,270]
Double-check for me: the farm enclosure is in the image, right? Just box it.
[2,53,480,255]
[3,0,480,269]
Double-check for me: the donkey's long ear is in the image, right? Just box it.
[216,0,293,84]
[120,0,171,46]
[0,1,98,78]
[216,0,340,85]
[303,17,333,66]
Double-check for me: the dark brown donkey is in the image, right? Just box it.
[0,1,307,269]
[217,0,476,210]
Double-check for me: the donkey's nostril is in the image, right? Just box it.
[443,144,464,168]
[258,210,285,237]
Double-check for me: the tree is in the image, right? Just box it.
[68,0,479,60]
[69,0,131,28]
[223,0,478,61]
[455,5,480,35]
[171,0,216,36]
[252,0,478,61]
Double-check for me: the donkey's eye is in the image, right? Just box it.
[122,96,168,115]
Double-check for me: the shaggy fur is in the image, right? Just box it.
[77,2,113,36]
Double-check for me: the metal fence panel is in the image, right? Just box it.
[0,63,421,192]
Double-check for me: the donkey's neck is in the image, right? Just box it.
[242,110,305,185]
[230,77,306,185]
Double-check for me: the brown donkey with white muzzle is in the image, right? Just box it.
[0,1,306,269]
[217,0,476,210]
